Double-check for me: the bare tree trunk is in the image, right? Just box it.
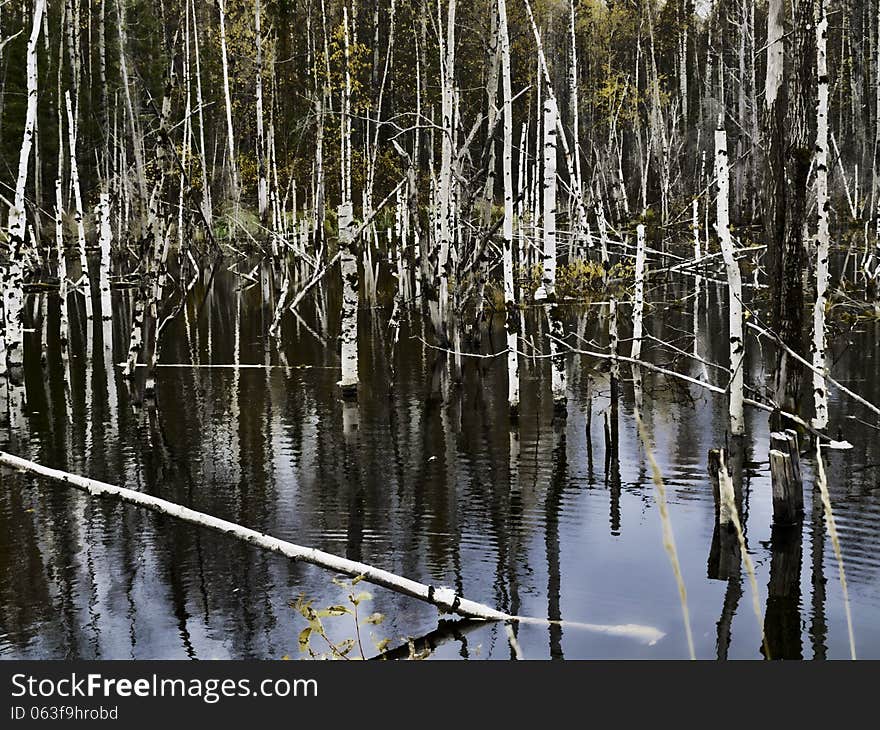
[255,0,267,222]
[66,90,92,321]
[631,223,647,405]
[191,0,212,226]
[498,0,518,416]
[2,0,45,374]
[763,0,786,306]
[537,98,558,302]
[812,0,831,430]
[773,0,815,416]
[96,193,113,322]
[338,202,358,398]
[436,0,457,342]
[480,2,500,226]
[218,0,240,208]
[98,0,109,178]
[716,119,745,436]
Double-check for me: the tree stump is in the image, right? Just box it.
[769,431,803,525]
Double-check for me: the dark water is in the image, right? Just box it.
[2,259,879,659]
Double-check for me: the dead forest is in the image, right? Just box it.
[1,0,880,659]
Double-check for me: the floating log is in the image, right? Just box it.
[0,450,664,644]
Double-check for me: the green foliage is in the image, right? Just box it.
[290,575,388,660]
[213,207,261,242]
[514,258,633,302]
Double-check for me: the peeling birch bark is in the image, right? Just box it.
[65,90,92,321]
[255,0,267,221]
[96,193,113,323]
[0,449,664,644]
[715,120,745,436]
[2,0,44,373]
[218,0,240,207]
[338,202,358,398]
[812,2,830,431]
[190,0,211,226]
[498,0,519,416]
[537,97,558,301]
[631,224,647,405]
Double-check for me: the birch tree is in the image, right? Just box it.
[715,118,745,436]
[66,90,92,321]
[218,0,240,208]
[498,0,519,416]
[255,0,267,222]
[812,0,830,430]
[3,0,45,372]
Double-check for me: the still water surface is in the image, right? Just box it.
[1,262,879,659]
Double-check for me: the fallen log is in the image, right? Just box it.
[0,451,664,645]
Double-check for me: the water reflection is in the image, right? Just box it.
[1,261,879,659]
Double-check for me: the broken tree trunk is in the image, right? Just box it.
[770,430,804,525]
[338,201,358,399]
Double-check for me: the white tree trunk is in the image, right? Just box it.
[2,0,44,372]
[255,0,267,221]
[765,0,784,109]
[498,0,519,415]
[436,0,457,337]
[692,198,702,368]
[65,90,92,321]
[569,0,582,202]
[536,97,558,300]
[715,121,745,436]
[536,97,565,409]
[609,295,620,385]
[523,0,586,239]
[338,202,358,397]
[191,0,212,225]
[96,193,113,323]
[812,1,831,430]
[218,0,239,207]
[631,224,647,400]
[595,190,611,283]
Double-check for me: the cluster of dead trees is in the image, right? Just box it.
[0,0,879,437]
